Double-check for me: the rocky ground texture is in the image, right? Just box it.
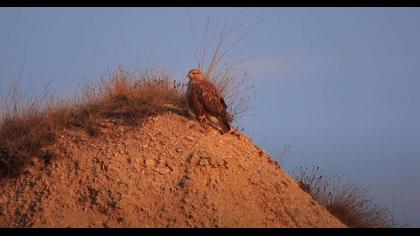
[0,112,345,227]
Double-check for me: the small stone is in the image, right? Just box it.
[158,168,170,175]
[223,160,229,169]
[274,182,284,194]
[198,159,210,166]
[145,159,154,168]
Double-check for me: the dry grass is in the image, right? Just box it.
[0,67,187,180]
[296,166,395,228]
[188,12,262,121]
[0,12,261,180]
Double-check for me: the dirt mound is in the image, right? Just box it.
[0,112,345,227]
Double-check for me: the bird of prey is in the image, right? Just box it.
[186,68,232,133]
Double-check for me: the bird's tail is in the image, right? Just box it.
[221,119,231,133]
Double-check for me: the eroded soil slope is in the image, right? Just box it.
[0,112,345,227]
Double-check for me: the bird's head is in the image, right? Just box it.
[187,68,205,81]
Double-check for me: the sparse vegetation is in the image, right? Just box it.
[295,166,395,228]
[188,12,262,121]
[0,67,187,179]
[0,13,261,180]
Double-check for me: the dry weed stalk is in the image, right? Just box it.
[188,10,263,121]
[296,166,395,228]
[0,67,186,180]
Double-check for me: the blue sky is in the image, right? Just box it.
[1,7,419,226]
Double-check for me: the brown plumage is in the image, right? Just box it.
[186,68,232,133]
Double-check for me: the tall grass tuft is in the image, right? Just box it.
[296,166,395,228]
[188,11,262,121]
[0,67,186,180]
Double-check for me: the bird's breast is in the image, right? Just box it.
[186,82,192,95]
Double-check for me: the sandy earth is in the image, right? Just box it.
[0,112,346,227]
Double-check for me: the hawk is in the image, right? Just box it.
[186,68,232,133]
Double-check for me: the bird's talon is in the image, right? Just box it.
[198,115,206,124]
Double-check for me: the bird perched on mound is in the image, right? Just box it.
[186,68,232,133]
